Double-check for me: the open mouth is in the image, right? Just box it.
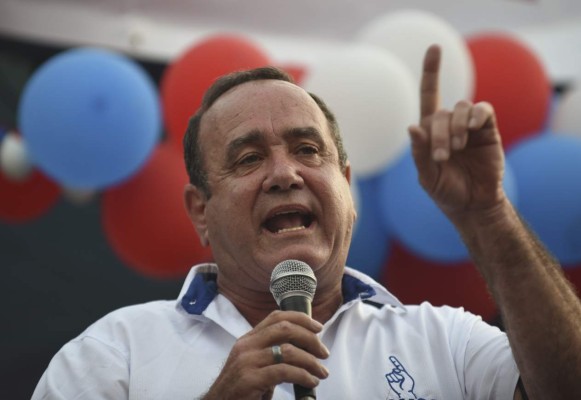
[263,210,314,234]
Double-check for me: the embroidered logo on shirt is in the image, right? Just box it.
[385,356,432,400]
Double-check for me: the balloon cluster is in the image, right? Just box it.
[3,35,269,278]
[2,11,581,313]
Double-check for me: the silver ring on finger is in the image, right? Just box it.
[271,344,284,364]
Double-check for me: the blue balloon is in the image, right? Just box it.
[379,149,517,263]
[19,48,161,189]
[507,133,581,266]
[347,175,391,280]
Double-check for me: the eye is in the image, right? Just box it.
[237,153,262,165]
[297,144,319,155]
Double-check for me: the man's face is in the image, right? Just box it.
[187,80,356,291]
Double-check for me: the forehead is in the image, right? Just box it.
[200,80,331,146]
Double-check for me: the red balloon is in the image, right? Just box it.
[380,241,497,321]
[277,63,308,86]
[160,34,270,147]
[563,265,581,295]
[467,33,551,149]
[102,144,213,279]
[0,169,60,223]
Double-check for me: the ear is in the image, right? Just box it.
[344,161,358,222]
[184,183,210,247]
[344,161,352,185]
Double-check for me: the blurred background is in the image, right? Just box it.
[2,0,581,398]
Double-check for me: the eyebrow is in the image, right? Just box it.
[225,130,264,163]
[283,127,326,148]
[224,126,327,163]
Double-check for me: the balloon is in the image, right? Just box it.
[507,133,581,265]
[379,149,518,263]
[19,47,161,189]
[0,131,32,181]
[102,144,213,279]
[347,175,391,280]
[303,44,418,176]
[380,242,497,321]
[0,169,60,223]
[358,9,474,109]
[160,34,270,146]
[564,267,581,298]
[551,85,581,138]
[467,33,551,149]
[278,63,307,86]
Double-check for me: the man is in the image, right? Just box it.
[33,46,581,399]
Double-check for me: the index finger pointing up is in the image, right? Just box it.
[420,44,442,129]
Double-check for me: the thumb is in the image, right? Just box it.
[261,388,274,400]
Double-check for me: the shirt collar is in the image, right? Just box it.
[176,263,405,316]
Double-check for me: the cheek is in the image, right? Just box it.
[207,180,259,226]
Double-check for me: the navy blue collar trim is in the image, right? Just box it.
[341,274,376,303]
[181,270,377,315]
[181,272,218,315]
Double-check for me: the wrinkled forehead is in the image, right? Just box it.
[200,80,329,143]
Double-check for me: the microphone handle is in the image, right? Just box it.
[280,296,316,400]
[280,295,312,316]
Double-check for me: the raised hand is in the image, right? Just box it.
[408,45,506,218]
[203,310,329,400]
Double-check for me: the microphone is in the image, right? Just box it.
[270,260,318,400]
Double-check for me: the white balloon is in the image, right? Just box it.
[302,44,418,176]
[552,86,581,138]
[0,132,33,181]
[357,9,474,110]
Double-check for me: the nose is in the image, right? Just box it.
[262,152,304,193]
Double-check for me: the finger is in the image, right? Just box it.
[469,101,496,131]
[450,100,472,150]
[389,356,407,372]
[255,310,324,333]
[261,387,274,400]
[431,109,452,162]
[420,44,442,129]
[263,343,329,379]
[252,316,329,359]
[467,102,502,148]
[408,124,438,189]
[259,363,322,389]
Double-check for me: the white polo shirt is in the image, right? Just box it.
[33,264,520,400]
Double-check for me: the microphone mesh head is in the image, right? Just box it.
[270,260,317,305]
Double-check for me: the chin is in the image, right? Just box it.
[267,250,331,272]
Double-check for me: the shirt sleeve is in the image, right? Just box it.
[462,316,520,400]
[31,335,129,400]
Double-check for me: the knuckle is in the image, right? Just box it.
[276,320,293,334]
[279,343,291,356]
[229,343,245,359]
[231,336,254,356]
[455,99,472,109]
[475,101,494,113]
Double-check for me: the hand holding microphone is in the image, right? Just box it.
[270,260,323,400]
[202,260,329,400]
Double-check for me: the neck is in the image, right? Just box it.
[217,273,344,327]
